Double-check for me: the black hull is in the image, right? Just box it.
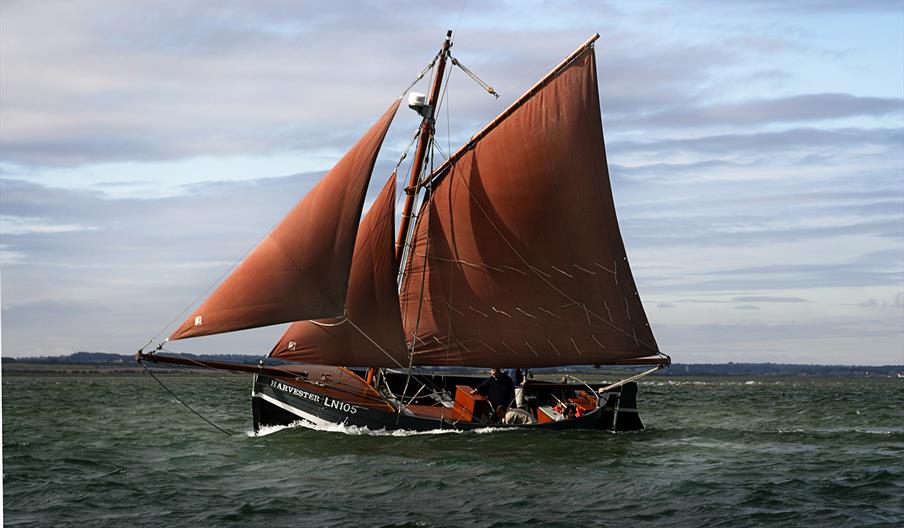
[251,370,644,434]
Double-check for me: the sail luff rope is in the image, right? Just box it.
[445,63,453,164]
[442,92,456,363]
[393,129,424,285]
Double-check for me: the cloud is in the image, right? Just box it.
[664,263,901,293]
[655,316,904,365]
[6,0,894,171]
[858,294,904,309]
[0,215,95,235]
[615,94,902,130]
[699,0,902,14]
[731,296,809,302]
[609,127,902,158]
[0,244,26,265]
[2,298,111,322]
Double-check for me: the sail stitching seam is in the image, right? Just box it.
[458,177,657,351]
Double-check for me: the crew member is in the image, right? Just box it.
[503,368,527,408]
[470,367,515,421]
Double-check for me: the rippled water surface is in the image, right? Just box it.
[4,375,903,527]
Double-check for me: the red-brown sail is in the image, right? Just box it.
[269,173,408,367]
[399,46,659,367]
[170,99,401,340]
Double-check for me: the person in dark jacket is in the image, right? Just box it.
[471,368,515,421]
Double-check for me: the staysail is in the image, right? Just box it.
[269,173,408,367]
[169,99,401,340]
[399,46,659,367]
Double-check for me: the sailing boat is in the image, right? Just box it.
[137,31,670,433]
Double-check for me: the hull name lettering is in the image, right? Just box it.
[270,380,358,414]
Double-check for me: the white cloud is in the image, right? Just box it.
[0,215,95,235]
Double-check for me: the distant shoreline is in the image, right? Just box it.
[2,352,902,378]
[0,363,230,376]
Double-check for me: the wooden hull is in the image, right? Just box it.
[251,366,644,433]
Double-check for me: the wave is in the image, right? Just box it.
[776,427,903,436]
[643,380,777,387]
[248,420,511,438]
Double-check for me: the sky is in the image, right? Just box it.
[1,0,902,365]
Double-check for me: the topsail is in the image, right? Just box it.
[399,47,658,367]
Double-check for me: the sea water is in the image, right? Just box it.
[3,374,903,527]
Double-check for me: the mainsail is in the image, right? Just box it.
[169,100,401,340]
[269,173,408,367]
[399,46,659,367]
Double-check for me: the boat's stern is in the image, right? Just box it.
[598,382,644,431]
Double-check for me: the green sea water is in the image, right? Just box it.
[3,374,903,527]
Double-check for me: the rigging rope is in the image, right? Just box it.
[139,360,233,437]
[400,143,435,411]
[452,0,469,32]
[153,347,394,406]
[400,55,439,98]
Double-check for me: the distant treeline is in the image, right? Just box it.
[1,351,267,365]
[2,352,902,378]
[648,362,902,378]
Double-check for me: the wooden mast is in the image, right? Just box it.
[366,31,452,388]
[394,30,453,266]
